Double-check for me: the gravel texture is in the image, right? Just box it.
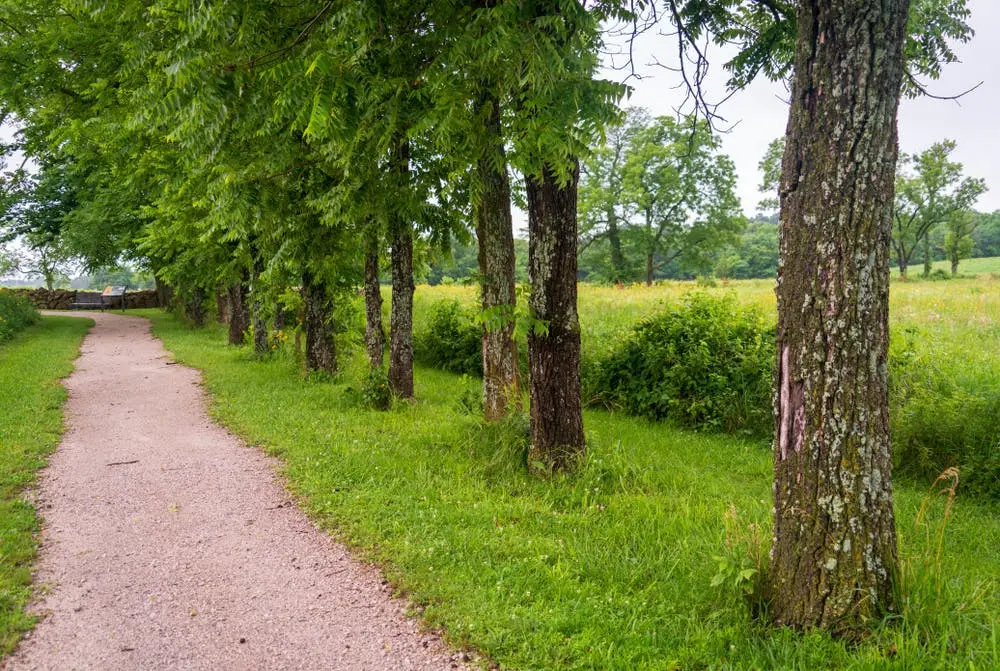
[7,312,471,671]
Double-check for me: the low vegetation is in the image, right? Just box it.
[414,275,1000,501]
[0,289,39,344]
[0,316,92,656]
[137,301,999,670]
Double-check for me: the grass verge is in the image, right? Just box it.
[139,308,999,670]
[0,315,92,657]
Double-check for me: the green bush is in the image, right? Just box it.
[413,299,483,376]
[889,325,1000,499]
[589,292,775,436]
[0,290,40,343]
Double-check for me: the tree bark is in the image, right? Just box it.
[216,287,229,324]
[184,287,206,327]
[251,263,269,356]
[154,275,172,308]
[364,227,386,369]
[526,161,585,471]
[606,209,626,283]
[475,88,521,421]
[922,232,932,277]
[302,269,336,374]
[388,138,415,398]
[226,282,250,346]
[770,0,908,634]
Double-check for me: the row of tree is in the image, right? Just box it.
[0,0,978,636]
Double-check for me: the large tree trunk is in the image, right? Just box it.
[302,269,337,374]
[526,161,585,471]
[475,88,521,421]
[388,139,415,398]
[226,282,250,346]
[770,0,908,634]
[364,228,386,369]
[155,275,173,308]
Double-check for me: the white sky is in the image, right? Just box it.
[604,0,1000,214]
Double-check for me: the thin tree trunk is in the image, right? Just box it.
[302,269,336,374]
[525,161,585,471]
[770,0,907,634]
[251,267,269,356]
[388,138,415,399]
[475,87,521,421]
[154,276,173,309]
[607,211,626,283]
[216,287,229,323]
[951,254,959,277]
[227,282,250,346]
[184,287,206,327]
[922,232,932,277]
[364,228,386,369]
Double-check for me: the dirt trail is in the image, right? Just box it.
[7,312,469,671]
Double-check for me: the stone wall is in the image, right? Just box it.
[12,288,161,310]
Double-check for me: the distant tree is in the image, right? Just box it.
[714,216,779,280]
[941,210,978,276]
[972,211,1000,258]
[891,141,986,278]
[757,137,784,214]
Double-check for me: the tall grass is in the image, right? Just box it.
[0,316,92,657]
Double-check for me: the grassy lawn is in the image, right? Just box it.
[0,316,92,657]
[138,306,999,670]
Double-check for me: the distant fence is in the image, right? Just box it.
[11,288,162,310]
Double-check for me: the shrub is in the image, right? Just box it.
[889,325,1000,499]
[413,300,483,376]
[589,292,774,436]
[361,365,392,410]
[0,289,40,343]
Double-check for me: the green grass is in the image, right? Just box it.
[137,308,1000,670]
[0,315,92,657]
[894,255,1000,278]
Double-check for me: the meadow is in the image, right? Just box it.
[128,269,1000,670]
[0,316,92,656]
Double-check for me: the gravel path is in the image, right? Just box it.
[7,312,470,671]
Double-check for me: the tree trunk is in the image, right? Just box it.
[251,288,269,356]
[216,287,229,323]
[770,0,907,634]
[951,254,959,277]
[364,228,386,369]
[607,207,626,283]
[226,282,250,346]
[184,287,206,327]
[302,269,337,374]
[475,88,521,421]
[155,275,172,309]
[388,138,415,399]
[525,161,585,471]
[922,232,932,277]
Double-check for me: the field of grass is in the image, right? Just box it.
[138,299,1000,670]
[0,316,92,657]
[894,255,1000,278]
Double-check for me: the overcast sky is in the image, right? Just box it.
[604,0,1000,214]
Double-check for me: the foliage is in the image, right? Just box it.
[0,315,91,657]
[0,289,39,343]
[590,293,774,435]
[140,307,1000,670]
[891,140,987,276]
[413,300,483,377]
[890,324,1000,499]
[360,365,392,411]
[578,110,743,284]
[940,209,977,275]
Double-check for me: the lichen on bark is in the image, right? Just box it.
[769,0,909,634]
